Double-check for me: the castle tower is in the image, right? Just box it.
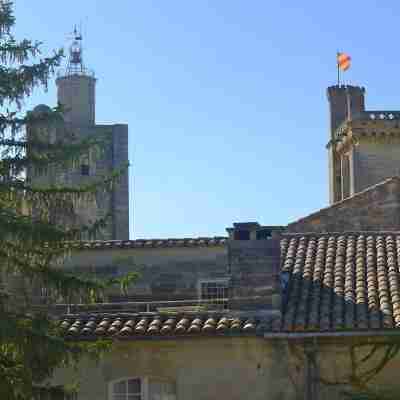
[326,85,365,204]
[327,84,400,205]
[56,28,96,126]
[29,27,130,240]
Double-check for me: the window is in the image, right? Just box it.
[110,378,176,400]
[256,229,272,240]
[341,153,351,199]
[112,378,141,400]
[80,164,90,176]
[198,278,229,304]
[148,380,176,400]
[41,284,52,297]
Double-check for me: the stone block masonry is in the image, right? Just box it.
[111,124,130,240]
[287,176,400,233]
[28,60,131,240]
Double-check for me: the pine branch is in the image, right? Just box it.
[0,52,63,107]
[0,38,42,65]
[0,1,14,38]
[0,3,125,398]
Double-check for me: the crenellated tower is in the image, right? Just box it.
[327,84,400,205]
[327,85,365,204]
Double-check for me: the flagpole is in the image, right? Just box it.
[337,51,340,86]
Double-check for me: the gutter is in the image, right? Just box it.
[263,330,400,339]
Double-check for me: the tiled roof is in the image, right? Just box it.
[281,232,400,332]
[70,237,227,250]
[59,231,400,339]
[59,313,281,338]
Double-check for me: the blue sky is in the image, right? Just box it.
[14,1,400,239]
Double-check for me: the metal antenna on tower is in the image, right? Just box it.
[60,25,94,78]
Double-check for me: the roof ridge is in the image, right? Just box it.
[69,237,228,250]
[79,236,228,243]
[283,230,400,237]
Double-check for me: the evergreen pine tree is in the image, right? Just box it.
[0,2,124,398]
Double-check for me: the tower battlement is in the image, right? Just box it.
[327,83,400,207]
[327,84,365,139]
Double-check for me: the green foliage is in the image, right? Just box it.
[0,2,127,398]
[108,256,141,296]
[107,271,140,297]
[318,342,400,400]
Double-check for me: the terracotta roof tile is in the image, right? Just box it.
[280,232,400,332]
[59,313,280,339]
[69,237,227,250]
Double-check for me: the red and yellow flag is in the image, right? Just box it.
[337,52,351,71]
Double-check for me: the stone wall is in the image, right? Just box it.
[26,118,128,240]
[314,342,400,399]
[111,124,130,240]
[56,74,96,126]
[287,177,400,233]
[86,124,129,240]
[44,123,129,241]
[63,245,228,301]
[50,336,400,400]
[353,137,400,194]
[228,238,281,310]
[51,338,295,400]
[59,235,282,310]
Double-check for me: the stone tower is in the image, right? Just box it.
[29,28,130,240]
[56,74,95,126]
[327,84,400,205]
[327,85,365,204]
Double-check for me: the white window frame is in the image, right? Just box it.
[109,377,147,400]
[197,278,230,302]
[108,377,176,400]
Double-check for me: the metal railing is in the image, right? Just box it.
[38,297,230,315]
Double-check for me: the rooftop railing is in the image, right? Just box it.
[36,297,230,315]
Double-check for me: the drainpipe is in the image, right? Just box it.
[304,339,319,400]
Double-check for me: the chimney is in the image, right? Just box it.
[226,223,282,316]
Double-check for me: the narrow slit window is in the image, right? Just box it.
[81,164,90,176]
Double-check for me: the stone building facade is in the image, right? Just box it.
[35,75,400,399]
[55,231,400,400]
[46,223,284,312]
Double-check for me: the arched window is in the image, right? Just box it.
[110,377,176,400]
